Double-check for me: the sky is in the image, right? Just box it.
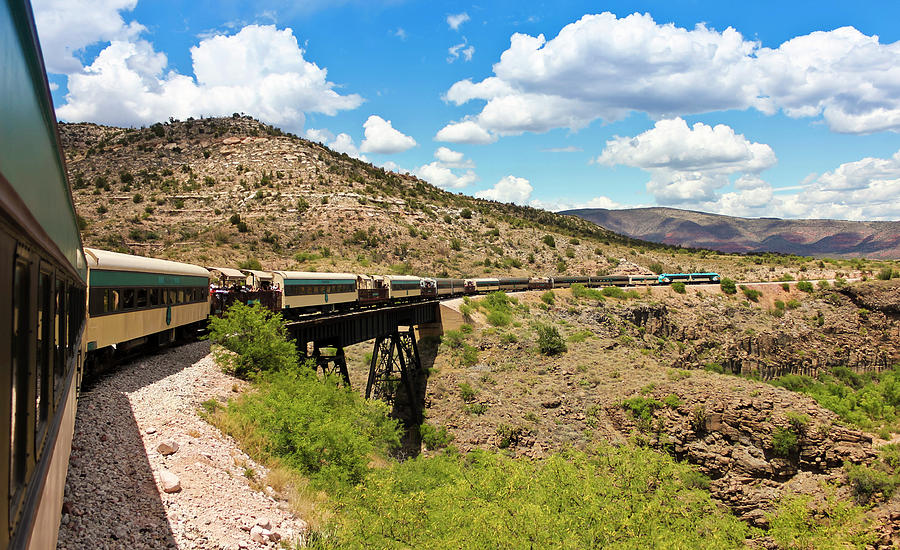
[32,0,900,221]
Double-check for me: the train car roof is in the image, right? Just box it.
[207,266,246,279]
[469,277,500,283]
[85,248,210,278]
[383,275,421,281]
[274,271,359,280]
[241,269,274,281]
[2,2,86,280]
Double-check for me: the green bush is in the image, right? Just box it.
[460,345,479,366]
[720,277,737,294]
[770,365,900,432]
[542,234,556,248]
[772,427,799,457]
[767,491,875,548]
[534,322,567,355]
[797,280,814,293]
[774,300,785,310]
[601,286,625,299]
[420,423,454,451]
[458,382,478,403]
[877,267,894,280]
[740,286,762,302]
[845,463,898,503]
[671,282,686,294]
[785,299,801,309]
[207,303,297,378]
[214,366,399,488]
[238,257,262,270]
[571,283,604,300]
[541,290,555,305]
[321,445,757,548]
[460,208,472,219]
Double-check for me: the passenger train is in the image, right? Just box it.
[0,3,720,546]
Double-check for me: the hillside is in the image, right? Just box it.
[61,116,887,282]
[564,207,900,259]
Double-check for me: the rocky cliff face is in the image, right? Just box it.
[607,381,875,527]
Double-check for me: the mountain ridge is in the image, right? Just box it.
[563,207,900,259]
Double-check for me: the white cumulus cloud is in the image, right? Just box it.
[447,39,475,63]
[597,118,776,205]
[359,115,417,154]
[33,0,144,74]
[53,25,362,133]
[412,148,477,189]
[447,12,470,31]
[440,12,900,137]
[475,175,534,204]
[435,120,496,144]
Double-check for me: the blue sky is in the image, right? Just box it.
[33,0,900,220]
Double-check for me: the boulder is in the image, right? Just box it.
[159,469,181,493]
[157,440,179,456]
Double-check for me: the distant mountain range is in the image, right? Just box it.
[563,207,900,259]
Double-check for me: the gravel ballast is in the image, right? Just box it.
[57,342,309,549]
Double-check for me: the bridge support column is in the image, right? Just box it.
[365,327,422,424]
[309,342,351,386]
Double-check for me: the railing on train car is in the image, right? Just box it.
[210,288,282,316]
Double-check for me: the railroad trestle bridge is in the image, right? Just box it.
[285,301,455,440]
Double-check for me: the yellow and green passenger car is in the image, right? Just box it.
[84,248,210,351]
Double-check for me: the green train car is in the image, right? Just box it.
[1,1,88,548]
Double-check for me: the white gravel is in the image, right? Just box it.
[57,342,309,549]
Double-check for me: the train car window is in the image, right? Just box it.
[177,289,184,304]
[68,283,78,354]
[166,289,174,304]
[11,258,31,515]
[55,278,67,401]
[109,289,120,312]
[123,289,135,309]
[36,271,52,448]
[136,288,148,308]
[89,287,104,316]
[149,288,159,307]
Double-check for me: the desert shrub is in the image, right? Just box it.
[772,427,799,457]
[132,193,143,203]
[207,302,297,378]
[541,290,555,305]
[817,280,830,289]
[781,282,790,291]
[496,424,531,448]
[797,280,814,293]
[450,238,462,251]
[213,366,399,488]
[571,283,604,300]
[671,282,686,294]
[877,267,894,281]
[542,234,556,248]
[460,208,472,219]
[774,300,785,310]
[785,299,801,309]
[420,423,454,451]
[740,286,762,302]
[767,491,875,548]
[648,261,665,275]
[460,345,479,366]
[238,257,262,270]
[458,382,478,403]
[845,463,898,503]
[601,286,625,299]
[534,322,567,356]
[784,411,810,432]
[720,277,737,295]
[322,445,757,548]
[622,396,664,429]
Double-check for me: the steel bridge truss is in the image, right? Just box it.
[364,328,422,421]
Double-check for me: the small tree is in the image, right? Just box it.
[535,322,567,356]
[207,302,297,378]
[671,282,686,294]
[720,277,737,295]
